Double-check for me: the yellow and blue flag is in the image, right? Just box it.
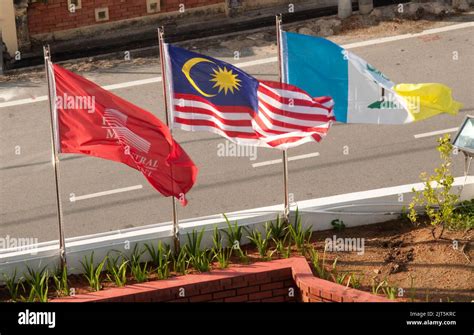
[280,31,462,124]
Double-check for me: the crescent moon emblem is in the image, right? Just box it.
[181,58,216,98]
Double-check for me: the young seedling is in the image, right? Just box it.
[347,273,362,289]
[308,246,330,280]
[3,269,24,302]
[128,245,149,283]
[190,250,212,273]
[52,265,69,297]
[331,219,346,231]
[371,277,390,296]
[273,233,291,258]
[268,215,288,242]
[212,247,232,269]
[106,255,128,287]
[24,266,49,302]
[130,261,149,283]
[172,247,189,275]
[382,284,398,300]
[80,252,107,292]
[288,208,312,254]
[184,229,205,259]
[145,241,171,280]
[222,214,243,256]
[246,224,272,259]
[212,227,231,269]
[185,229,211,273]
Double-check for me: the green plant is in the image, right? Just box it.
[308,246,330,280]
[288,208,312,254]
[52,265,69,297]
[399,206,410,221]
[80,252,107,291]
[222,214,243,254]
[130,261,149,282]
[332,271,350,286]
[331,219,346,231]
[3,269,24,302]
[184,229,205,259]
[382,284,398,300]
[371,277,386,295]
[157,244,171,280]
[185,229,211,272]
[212,246,232,269]
[246,225,272,259]
[145,241,171,280]
[273,234,291,258]
[189,250,212,273]
[347,273,362,289]
[453,199,474,229]
[408,275,416,302]
[268,215,287,242]
[408,135,461,237]
[212,226,224,250]
[106,255,128,287]
[212,227,231,269]
[128,245,149,283]
[144,241,165,266]
[371,277,397,299]
[173,247,189,275]
[24,266,49,302]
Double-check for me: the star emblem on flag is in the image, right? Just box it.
[210,66,241,95]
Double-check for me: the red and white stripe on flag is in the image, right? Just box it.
[171,80,335,150]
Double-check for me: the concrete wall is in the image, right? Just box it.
[27,0,225,37]
[0,0,19,56]
[0,176,472,282]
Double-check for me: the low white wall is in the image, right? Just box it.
[0,176,472,282]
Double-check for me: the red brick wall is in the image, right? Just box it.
[27,0,224,35]
[52,257,392,303]
[53,261,300,303]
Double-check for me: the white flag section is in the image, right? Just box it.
[281,32,462,124]
[345,52,410,124]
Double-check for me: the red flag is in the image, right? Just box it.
[50,63,197,204]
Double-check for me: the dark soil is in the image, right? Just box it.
[309,219,473,302]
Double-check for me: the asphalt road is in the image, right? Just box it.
[0,24,473,242]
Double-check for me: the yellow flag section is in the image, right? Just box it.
[394,83,463,122]
[280,32,463,124]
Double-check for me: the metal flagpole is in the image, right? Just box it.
[157,27,180,254]
[43,45,67,268]
[276,14,290,222]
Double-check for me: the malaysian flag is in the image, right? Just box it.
[164,45,335,149]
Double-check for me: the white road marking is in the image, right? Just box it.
[0,96,48,108]
[70,184,143,202]
[1,22,472,109]
[342,21,474,49]
[252,152,319,167]
[414,127,458,139]
[0,59,273,109]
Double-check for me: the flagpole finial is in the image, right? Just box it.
[43,44,52,61]
[276,13,283,23]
